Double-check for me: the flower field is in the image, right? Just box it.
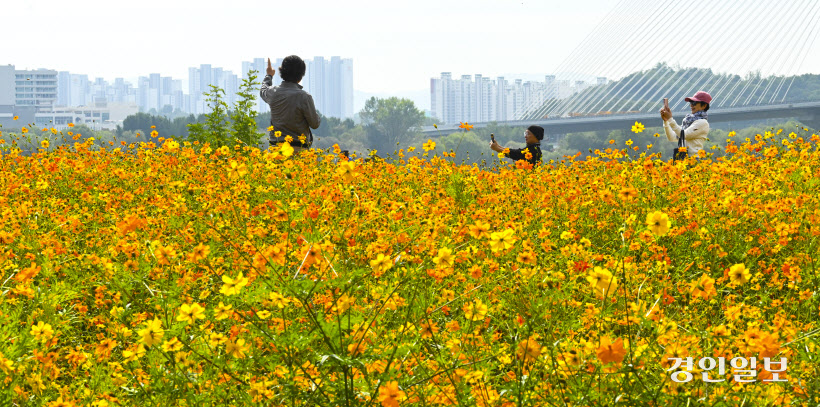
[1,126,820,406]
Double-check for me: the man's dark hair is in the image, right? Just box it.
[528,125,545,141]
[279,55,306,83]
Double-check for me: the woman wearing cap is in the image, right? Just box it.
[660,91,712,159]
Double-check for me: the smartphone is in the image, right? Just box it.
[663,98,669,110]
[490,133,495,142]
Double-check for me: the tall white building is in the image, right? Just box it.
[186,64,240,115]
[0,65,15,107]
[0,67,59,110]
[430,72,593,124]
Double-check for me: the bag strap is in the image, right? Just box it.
[678,129,686,148]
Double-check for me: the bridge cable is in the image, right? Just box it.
[582,0,700,116]
[548,0,685,117]
[555,0,683,118]
[641,0,764,113]
[779,4,820,104]
[752,0,819,106]
[516,0,634,119]
[671,0,778,111]
[767,1,820,105]
[732,0,806,107]
[708,0,773,110]
[570,0,692,116]
[714,2,782,108]
[521,0,645,120]
[741,0,813,106]
[618,0,747,114]
[523,0,659,119]
[637,0,765,114]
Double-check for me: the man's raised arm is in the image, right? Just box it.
[260,58,276,104]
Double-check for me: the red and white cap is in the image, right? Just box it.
[685,91,712,105]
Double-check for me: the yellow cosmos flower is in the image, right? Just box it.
[631,122,645,133]
[176,303,206,324]
[586,267,617,297]
[432,247,454,267]
[690,273,716,300]
[516,337,541,363]
[123,345,146,362]
[370,253,393,275]
[162,337,183,352]
[138,318,164,347]
[278,141,294,158]
[30,321,54,342]
[226,338,250,358]
[423,139,436,152]
[269,292,288,309]
[489,228,516,252]
[336,160,357,181]
[729,263,750,285]
[220,271,249,296]
[646,211,670,236]
[463,299,488,321]
[214,302,233,320]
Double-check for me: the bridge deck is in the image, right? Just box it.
[423,101,820,136]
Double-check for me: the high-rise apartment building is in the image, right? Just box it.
[0,65,14,107]
[2,58,353,124]
[186,64,241,115]
[0,67,59,110]
[0,64,137,131]
[431,72,593,124]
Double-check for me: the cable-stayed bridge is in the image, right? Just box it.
[423,101,820,137]
[424,0,820,136]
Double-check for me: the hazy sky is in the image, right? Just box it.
[6,1,612,89]
[6,0,820,111]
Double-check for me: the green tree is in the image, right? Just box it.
[359,97,425,153]
[187,85,230,148]
[230,71,263,148]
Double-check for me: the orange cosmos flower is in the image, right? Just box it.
[516,336,541,363]
[596,336,626,365]
[378,381,406,407]
[689,273,716,300]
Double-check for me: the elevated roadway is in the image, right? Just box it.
[422,101,820,137]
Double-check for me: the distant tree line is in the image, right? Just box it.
[6,65,818,165]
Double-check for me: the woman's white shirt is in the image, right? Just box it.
[663,117,709,157]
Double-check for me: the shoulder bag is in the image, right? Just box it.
[673,129,687,162]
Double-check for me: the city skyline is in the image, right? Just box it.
[2,56,353,116]
[3,60,603,116]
